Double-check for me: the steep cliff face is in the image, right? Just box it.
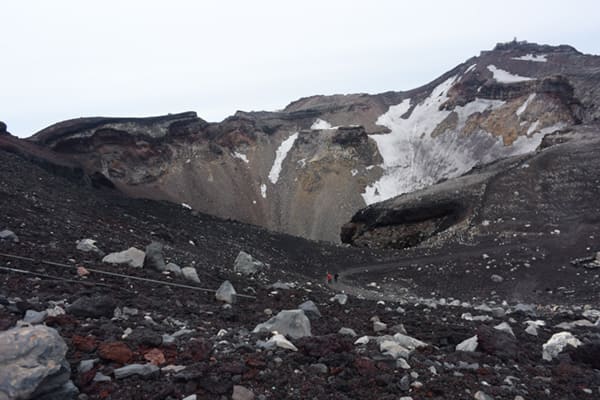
[27,41,600,242]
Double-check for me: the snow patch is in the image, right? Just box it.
[351,169,358,177]
[181,203,192,210]
[268,132,299,184]
[297,158,306,168]
[487,65,533,83]
[363,75,546,205]
[260,184,267,199]
[464,64,477,74]
[512,54,547,62]
[311,118,334,130]
[516,93,536,116]
[233,152,249,163]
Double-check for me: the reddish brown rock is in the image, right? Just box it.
[143,348,166,366]
[71,335,97,352]
[98,341,133,364]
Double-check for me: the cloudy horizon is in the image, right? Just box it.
[2,0,599,138]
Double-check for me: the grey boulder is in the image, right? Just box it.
[102,247,145,268]
[215,280,237,304]
[143,242,166,271]
[181,267,200,283]
[234,251,266,275]
[253,309,311,339]
[298,300,321,318]
[0,325,77,400]
[0,229,19,243]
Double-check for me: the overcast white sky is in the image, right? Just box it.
[2,0,599,138]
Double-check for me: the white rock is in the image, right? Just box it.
[490,274,504,283]
[338,327,357,337]
[267,333,297,351]
[354,336,370,345]
[582,309,600,320]
[330,294,348,305]
[253,309,311,339]
[46,305,65,317]
[164,262,182,276]
[181,267,200,283]
[392,333,427,351]
[456,335,478,352]
[76,238,101,253]
[102,247,145,268]
[542,332,582,361]
[474,391,494,400]
[494,322,515,337]
[380,340,410,359]
[232,385,255,400]
[525,324,539,336]
[215,280,237,304]
[161,365,186,373]
[397,358,411,369]
[373,321,387,332]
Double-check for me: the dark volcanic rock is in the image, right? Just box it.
[475,325,519,360]
[68,294,116,318]
[0,121,8,135]
[570,341,600,369]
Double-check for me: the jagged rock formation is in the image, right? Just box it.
[17,41,600,241]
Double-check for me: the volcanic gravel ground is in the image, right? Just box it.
[1,149,600,399]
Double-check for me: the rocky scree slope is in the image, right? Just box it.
[20,41,600,242]
[2,146,600,400]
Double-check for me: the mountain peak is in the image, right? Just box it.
[490,39,580,55]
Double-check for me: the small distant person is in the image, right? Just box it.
[326,272,333,284]
[334,273,339,283]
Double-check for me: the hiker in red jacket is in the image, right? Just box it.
[326,272,333,284]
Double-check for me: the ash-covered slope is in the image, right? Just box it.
[27,41,600,242]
